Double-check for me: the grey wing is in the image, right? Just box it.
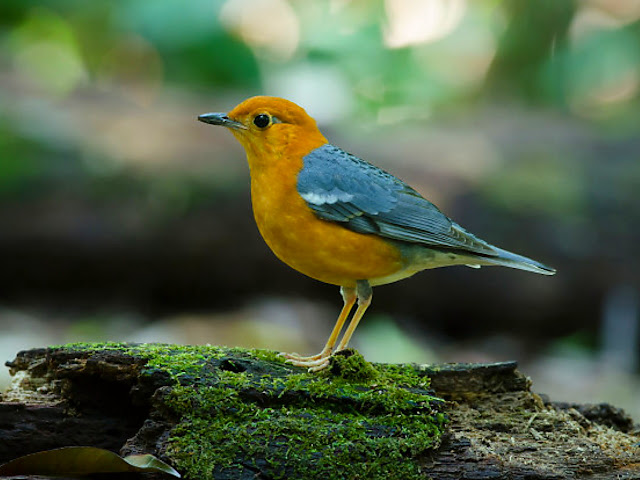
[296,144,499,256]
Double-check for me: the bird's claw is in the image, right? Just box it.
[279,350,329,362]
[307,360,330,372]
[279,351,332,371]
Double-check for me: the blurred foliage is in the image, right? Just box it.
[0,0,639,285]
[1,0,638,116]
[0,0,260,91]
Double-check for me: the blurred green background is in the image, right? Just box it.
[1,0,639,417]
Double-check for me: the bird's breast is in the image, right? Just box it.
[248,155,406,287]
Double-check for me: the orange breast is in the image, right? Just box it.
[249,155,405,287]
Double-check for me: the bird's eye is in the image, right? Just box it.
[253,114,271,129]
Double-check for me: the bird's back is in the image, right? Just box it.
[296,144,555,276]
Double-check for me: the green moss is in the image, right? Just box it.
[54,343,446,480]
[325,349,380,382]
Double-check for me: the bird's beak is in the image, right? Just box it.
[197,112,247,130]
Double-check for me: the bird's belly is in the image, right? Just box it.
[252,190,405,287]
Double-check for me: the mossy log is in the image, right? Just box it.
[1,343,638,479]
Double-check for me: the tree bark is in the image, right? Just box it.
[1,344,638,479]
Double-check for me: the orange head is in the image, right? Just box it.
[198,96,328,168]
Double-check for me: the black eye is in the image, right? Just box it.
[253,114,270,128]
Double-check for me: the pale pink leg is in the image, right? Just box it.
[282,286,356,365]
[308,281,372,372]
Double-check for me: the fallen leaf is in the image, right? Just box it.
[0,446,180,477]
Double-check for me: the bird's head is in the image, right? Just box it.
[198,96,327,160]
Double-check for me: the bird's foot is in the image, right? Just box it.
[307,358,331,372]
[279,350,332,372]
[279,351,325,362]
[288,355,331,372]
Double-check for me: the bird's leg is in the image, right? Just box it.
[282,286,356,364]
[335,280,372,351]
[307,280,372,372]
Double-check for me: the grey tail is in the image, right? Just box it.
[485,247,556,276]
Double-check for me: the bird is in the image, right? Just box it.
[198,96,555,371]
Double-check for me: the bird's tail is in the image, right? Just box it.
[483,247,556,275]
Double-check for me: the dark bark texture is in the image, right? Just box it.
[1,345,639,479]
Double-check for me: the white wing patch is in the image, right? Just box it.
[301,189,354,205]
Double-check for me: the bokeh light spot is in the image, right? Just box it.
[9,8,88,96]
[220,0,300,61]
[383,0,466,48]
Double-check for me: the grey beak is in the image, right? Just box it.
[198,112,246,130]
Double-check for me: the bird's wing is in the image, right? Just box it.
[297,144,499,256]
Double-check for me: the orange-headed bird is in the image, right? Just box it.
[198,96,555,371]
